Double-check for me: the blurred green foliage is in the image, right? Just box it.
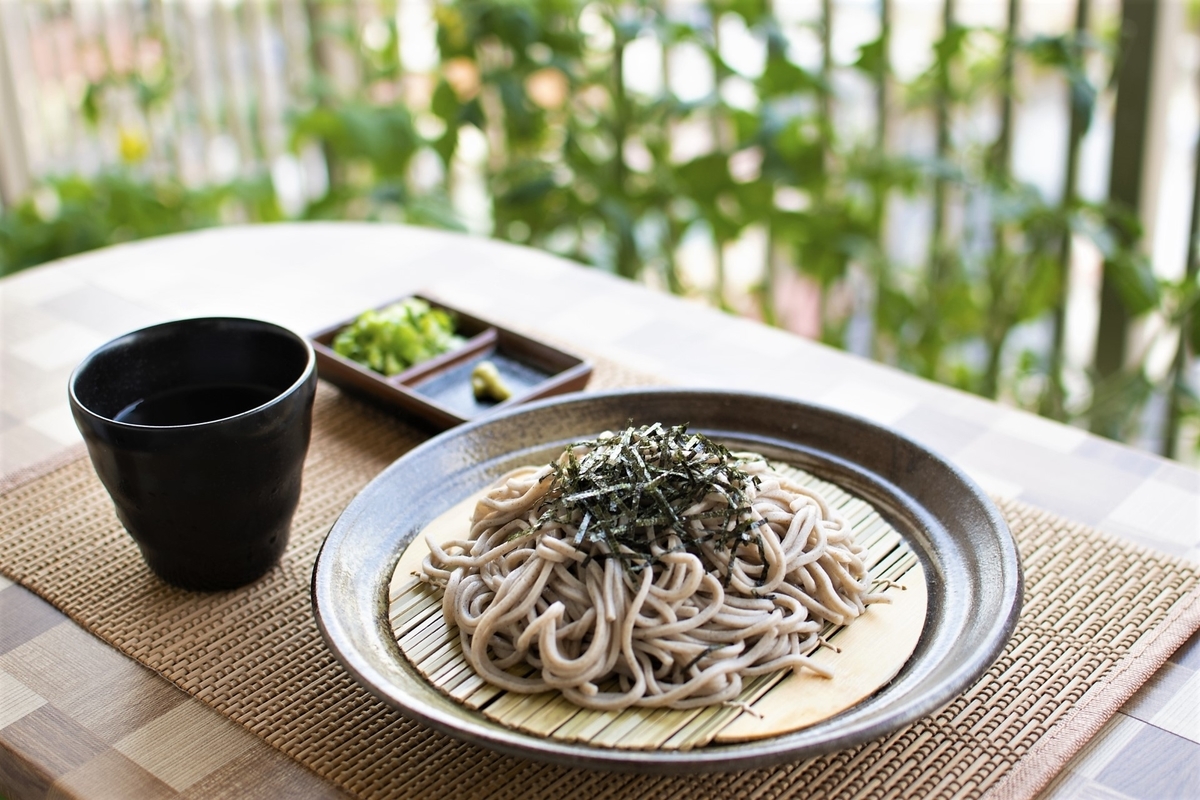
[0,172,280,274]
[0,0,1196,458]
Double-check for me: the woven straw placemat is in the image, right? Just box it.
[1,360,1198,800]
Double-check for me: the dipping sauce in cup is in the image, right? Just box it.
[69,317,318,591]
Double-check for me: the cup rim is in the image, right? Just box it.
[68,316,317,430]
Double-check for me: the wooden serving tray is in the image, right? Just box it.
[311,296,592,430]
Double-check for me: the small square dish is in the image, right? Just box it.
[311,296,592,430]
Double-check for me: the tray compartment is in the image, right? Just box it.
[310,296,592,430]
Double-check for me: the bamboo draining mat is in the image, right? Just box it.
[0,361,1197,799]
[391,464,926,749]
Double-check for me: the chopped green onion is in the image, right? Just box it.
[333,298,464,376]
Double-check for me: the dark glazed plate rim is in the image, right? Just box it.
[311,388,1023,773]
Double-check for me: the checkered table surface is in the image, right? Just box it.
[1,223,1196,799]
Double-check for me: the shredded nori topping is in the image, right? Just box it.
[525,423,762,577]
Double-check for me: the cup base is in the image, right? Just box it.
[139,534,289,591]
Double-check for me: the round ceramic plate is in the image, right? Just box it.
[311,389,1023,773]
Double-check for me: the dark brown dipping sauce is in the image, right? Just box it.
[113,383,278,426]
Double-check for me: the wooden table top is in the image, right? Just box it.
[1,222,1196,799]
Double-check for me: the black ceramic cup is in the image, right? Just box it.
[69,317,318,591]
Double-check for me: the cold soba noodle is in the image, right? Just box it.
[418,424,885,711]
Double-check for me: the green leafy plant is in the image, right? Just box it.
[0,172,281,276]
[0,0,1195,460]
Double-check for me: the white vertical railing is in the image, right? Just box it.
[0,0,1195,454]
[0,3,32,207]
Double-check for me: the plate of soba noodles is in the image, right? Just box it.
[312,389,1022,773]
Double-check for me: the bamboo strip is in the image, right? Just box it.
[497,693,589,737]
